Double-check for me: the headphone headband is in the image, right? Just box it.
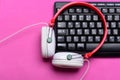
[49,2,108,58]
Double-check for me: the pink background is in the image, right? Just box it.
[0,0,120,80]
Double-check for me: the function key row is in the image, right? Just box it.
[57,7,120,14]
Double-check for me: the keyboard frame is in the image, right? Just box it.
[54,2,120,57]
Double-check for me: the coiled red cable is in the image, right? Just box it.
[49,2,108,59]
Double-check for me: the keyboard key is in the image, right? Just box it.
[75,22,81,28]
[109,36,115,42]
[72,15,77,21]
[68,43,75,50]
[117,36,120,42]
[57,22,66,28]
[68,22,73,28]
[57,15,63,21]
[93,15,98,21]
[88,36,94,42]
[107,15,112,21]
[79,15,84,21]
[70,29,75,35]
[89,22,95,28]
[91,29,97,35]
[64,15,70,21]
[83,8,89,13]
[109,8,115,13]
[113,29,118,35]
[97,22,102,28]
[86,15,91,21]
[74,36,79,42]
[108,29,111,35]
[114,15,120,21]
[76,8,82,13]
[58,29,68,35]
[98,29,103,35]
[57,43,66,50]
[82,22,88,28]
[84,29,90,35]
[66,36,72,42]
[69,8,75,13]
[116,8,120,13]
[81,36,86,42]
[95,36,101,42]
[102,8,108,13]
[57,36,64,42]
[87,43,120,52]
[77,43,85,50]
[111,22,116,28]
[77,29,82,35]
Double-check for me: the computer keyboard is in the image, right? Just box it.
[54,2,120,57]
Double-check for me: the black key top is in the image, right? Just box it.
[57,36,64,42]
[97,3,106,6]
[116,8,120,13]
[74,36,79,42]
[98,29,103,35]
[102,8,108,13]
[57,43,66,50]
[93,15,98,21]
[108,29,111,35]
[95,36,101,42]
[114,15,120,21]
[82,22,88,28]
[72,15,77,21]
[70,29,75,35]
[81,36,86,42]
[91,29,97,35]
[117,36,120,42]
[57,29,68,35]
[84,29,90,35]
[75,22,81,28]
[113,29,118,35]
[68,22,73,28]
[66,36,72,42]
[64,15,70,21]
[68,43,75,50]
[107,15,112,21]
[86,15,91,21]
[88,36,94,42]
[87,43,120,52]
[79,15,84,21]
[83,8,89,13]
[77,43,85,50]
[69,8,75,13]
[111,22,116,28]
[118,22,120,28]
[97,22,102,28]
[57,22,66,28]
[57,15,63,21]
[109,36,115,42]
[106,3,114,6]
[89,22,95,28]
[77,29,82,35]
[76,8,82,13]
[109,8,115,13]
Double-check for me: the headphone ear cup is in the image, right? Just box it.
[41,26,55,58]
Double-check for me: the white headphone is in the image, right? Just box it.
[41,2,108,68]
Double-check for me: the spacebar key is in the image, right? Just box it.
[86,43,120,52]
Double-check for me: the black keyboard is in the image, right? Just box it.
[54,2,120,57]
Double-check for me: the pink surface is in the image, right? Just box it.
[0,0,120,80]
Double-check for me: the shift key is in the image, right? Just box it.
[57,43,66,50]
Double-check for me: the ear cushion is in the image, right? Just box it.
[41,26,55,58]
[52,52,84,68]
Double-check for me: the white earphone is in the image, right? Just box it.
[41,2,108,68]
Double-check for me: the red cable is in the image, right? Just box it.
[49,2,108,59]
